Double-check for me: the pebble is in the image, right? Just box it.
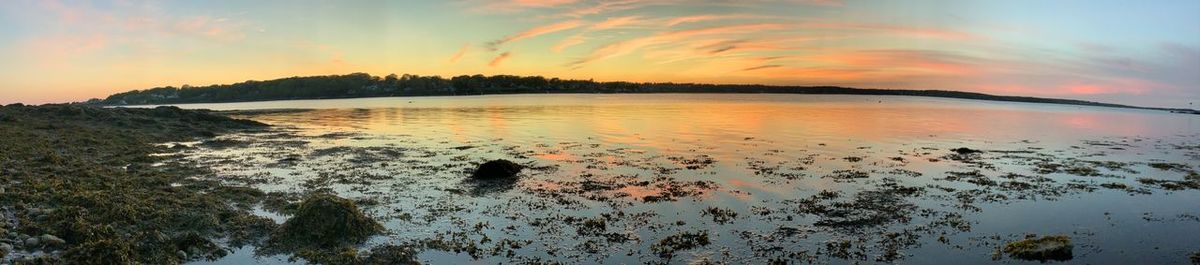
[24,237,39,248]
[40,234,65,246]
[1,242,12,252]
[178,250,188,259]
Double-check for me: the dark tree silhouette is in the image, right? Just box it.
[94,73,1193,113]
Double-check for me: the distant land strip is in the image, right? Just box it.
[91,73,1199,114]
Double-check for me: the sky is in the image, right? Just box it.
[0,0,1197,107]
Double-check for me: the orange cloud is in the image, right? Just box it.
[548,0,674,18]
[570,23,791,67]
[553,35,587,52]
[469,0,580,13]
[589,16,644,30]
[489,52,513,67]
[741,65,782,71]
[813,49,981,75]
[799,22,982,41]
[487,20,583,50]
[788,0,844,7]
[449,44,469,63]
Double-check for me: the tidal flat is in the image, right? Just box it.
[4,94,1200,264]
[177,94,1198,264]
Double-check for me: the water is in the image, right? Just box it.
[167,94,1199,264]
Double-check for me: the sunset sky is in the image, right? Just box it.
[1,0,1198,107]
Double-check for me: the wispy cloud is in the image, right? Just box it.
[466,0,581,13]
[666,14,762,26]
[487,20,583,50]
[570,23,791,67]
[449,44,470,63]
[589,15,644,30]
[553,34,588,52]
[798,22,983,41]
[489,52,513,67]
[741,64,782,71]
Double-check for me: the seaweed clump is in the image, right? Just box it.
[1002,235,1073,261]
[471,159,524,179]
[651,231,710,258]
[0,104,272,264]
[267,194,383,250]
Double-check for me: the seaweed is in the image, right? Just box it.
[0,105,271,263]
[266,194,383,249]
[1002,235,1073,261]
[651,231,710,258]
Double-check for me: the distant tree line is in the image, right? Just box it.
[93,72,1183,112]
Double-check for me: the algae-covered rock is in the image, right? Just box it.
[24,237,39,248]
[362,245,420,265]
[268,194,383,249]
[951,147,983,155]
[471,159,523,179]
[63,239,136,265]
[39,234,65,247]
[1003,235,1073,261]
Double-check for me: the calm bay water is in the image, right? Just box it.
[168,94,1199,264]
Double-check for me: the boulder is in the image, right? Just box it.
[950,147,983,155]
[24,237,39,248]
[1003,235,1073,261]
[471,159,524,179]
[40,234,65,246]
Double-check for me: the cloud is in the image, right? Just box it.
[812,49,982,75]
[487,20,583,50]
[489,52,513,67]
[787,0,844,7]
[589,16,644,30]
[467,0,581,13]
[798,22,983,41]
[15,1,253,69]
[553,34,587,52]
[449,44,470,63]
[559,0,654,18]
[569,23,791,67]
[666,14,753,27]
[741,65,782,71]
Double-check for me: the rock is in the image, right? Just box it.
[178,250,188,259]
[1191,251,1200,265]
[24,237,39,248]
[1,242,12,252]
[950,147,983,155]
[471,159,524,179]
[1003,235,1073,261]
[268,194,383,249]
[39,234,65,246]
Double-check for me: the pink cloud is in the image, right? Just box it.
[553,35,587,52]
[449,44,470,63]
[589,16,643,30]
[569,23,791,67]
[665,14,754,26]
[799,22,983,41]
[487,20,583,50]
[788,0,844,7]
[813,49,982,75]
[741,65,782,71]
[469,0,581,13]
[21,34,109,68]
[489,52,513,67]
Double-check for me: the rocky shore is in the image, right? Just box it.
[0,105,403,264]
